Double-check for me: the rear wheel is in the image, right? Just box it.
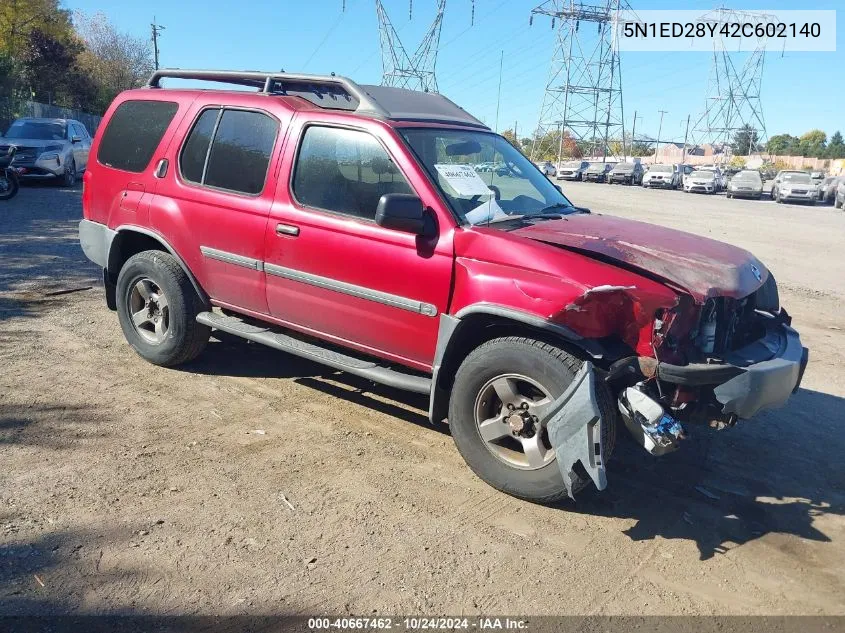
[116,250,210,366]
[448,337,616,504]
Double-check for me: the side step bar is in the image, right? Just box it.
[196,311,432,395]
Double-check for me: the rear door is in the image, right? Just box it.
[262,116,455,369]
[149,100,285,314]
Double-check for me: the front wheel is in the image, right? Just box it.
[448,337,616,504]
[0,172,18,200]
[61,159,76,187]
[116,250,210,366]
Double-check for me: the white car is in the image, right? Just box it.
[697,166,726,191]
[774,172,817,205]
[684,170,718,194]
[642,164,681,189]
[535,161,557,177]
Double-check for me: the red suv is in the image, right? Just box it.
[79,70,808,503]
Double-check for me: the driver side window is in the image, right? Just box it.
[292,126,413,221]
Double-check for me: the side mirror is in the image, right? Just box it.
[375,193,428,235]
[71,135,82,144]
[554,184,563,194]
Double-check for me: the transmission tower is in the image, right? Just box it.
[376,0,446,92]
[691,8,773,154]
[530,0,626,162]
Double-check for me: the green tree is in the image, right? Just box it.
[501,129,520,150]
[730,124,760,155]
[797,129,826,158]
[826,131,845,159]
[767,134,798,155]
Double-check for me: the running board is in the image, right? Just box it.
[196,311,432,395]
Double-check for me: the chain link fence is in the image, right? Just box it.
[0,98,102,136]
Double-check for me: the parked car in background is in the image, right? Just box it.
[697,165,726,191]
[642,163,681,189]
[834,179,845,209]
[684,169,718,194]
[818,176,841,204]
[809,171,825,186]
[583,161,615,183]
[608,162,643,185]
[535,160,557,177]
[0,117,91,186]
[770,170,808,201]
[556,160,590,181]
[773,171,816,204]
[726,170,763,200]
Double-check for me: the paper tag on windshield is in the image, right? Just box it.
[433,164,494,196]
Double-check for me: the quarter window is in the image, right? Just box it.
[179,109,278,195]
[292,126,412,220]
[97,100,178,173]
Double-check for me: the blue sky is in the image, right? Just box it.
[66,0,843,143]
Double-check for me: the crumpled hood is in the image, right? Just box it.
[511,214,767,303]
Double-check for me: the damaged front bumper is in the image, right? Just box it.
[657,317,808,419]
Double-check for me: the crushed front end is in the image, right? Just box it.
[608,274,808,456]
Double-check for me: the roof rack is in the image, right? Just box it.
[146,69,488,130]
[147,69,389,117]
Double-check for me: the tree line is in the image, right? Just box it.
[730,124,844,159]
[0,0,153,117]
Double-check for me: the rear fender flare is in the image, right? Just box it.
[108,225,209,305]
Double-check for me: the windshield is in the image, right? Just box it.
[651,164,673,172]
[614,163,634,171]
[4,120,66,140]
[586,163,608,172]
[400,128,575,226]
[733,171,762,183]
[563,161,583,168]
[782,172,812,184]
[691,171,714,179]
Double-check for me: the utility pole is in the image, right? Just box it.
[151,18,165,71]
[630,110,641,159]
[655,109,667,164]
[682,114,690,163]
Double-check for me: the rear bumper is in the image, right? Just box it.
[657,318,808,419]
[79,219,116,269]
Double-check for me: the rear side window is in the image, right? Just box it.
[292,126,412,220]
[97,100,178,173]
[178,109,278,195]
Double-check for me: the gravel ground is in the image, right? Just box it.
[1,181,844,617]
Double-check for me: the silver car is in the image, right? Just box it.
[0,118,91,186]
[835,180,845,210]
[535,160,557,177]
[556,160,590,181]
[774,171,816,205]
[726,170,763,200]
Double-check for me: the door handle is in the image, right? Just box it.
[275,223,300,237]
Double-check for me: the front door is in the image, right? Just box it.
[263,118,454,370]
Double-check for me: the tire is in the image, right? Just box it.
[61,159,76,187]
[0,172,18,200]
[116,250,210,367]
[835,197,843,210]
[726,193,732,199]
[448,336,617,504]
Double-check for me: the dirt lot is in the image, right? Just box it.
[1,181,844,617]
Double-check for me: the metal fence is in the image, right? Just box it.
[0,99,102,136]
